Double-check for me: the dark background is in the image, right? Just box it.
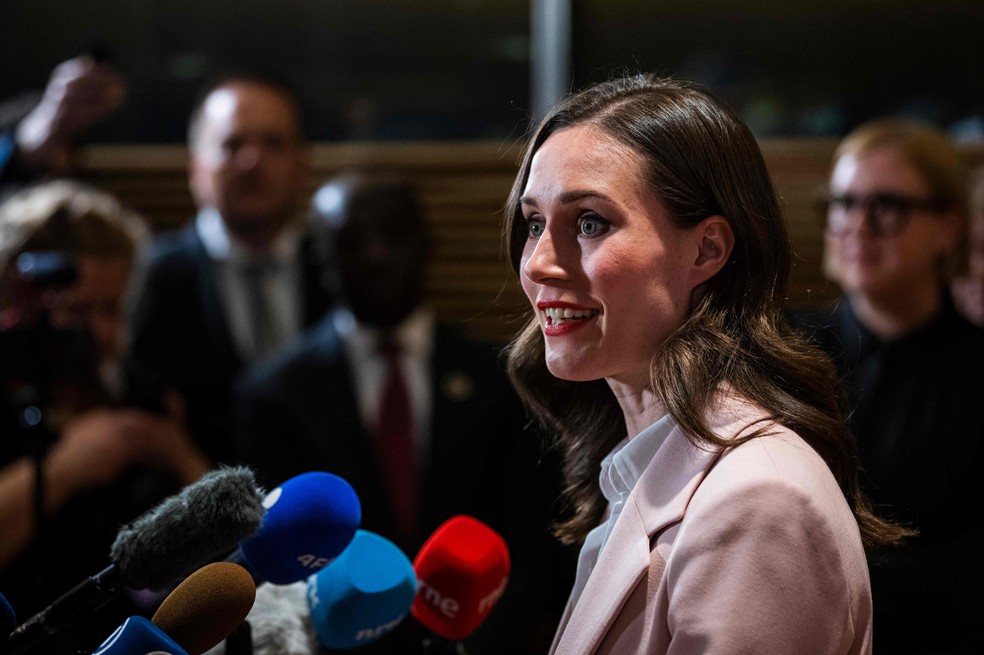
[3,0,983,142]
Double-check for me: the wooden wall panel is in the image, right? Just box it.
[74,140,984,344]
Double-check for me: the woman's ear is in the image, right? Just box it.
[691,215,735,287]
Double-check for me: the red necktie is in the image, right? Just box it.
[375,338,420,543]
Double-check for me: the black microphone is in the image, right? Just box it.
[2,466,265,654]
[110,467,264,591]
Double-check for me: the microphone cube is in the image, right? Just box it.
[307,530,417,649]
[241,472,361,584]
[411,515,510,641]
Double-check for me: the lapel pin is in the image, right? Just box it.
[441,372,474,402]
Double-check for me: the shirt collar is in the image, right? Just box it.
[331,306,435,359]
[599,413,676,504]
[195,208,304,265]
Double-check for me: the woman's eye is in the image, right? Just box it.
[526,218,545,238]
[578,214,609,237]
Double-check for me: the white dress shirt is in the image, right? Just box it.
[567,412,676,610]
[195,208,306,363]
[331,307,435,462]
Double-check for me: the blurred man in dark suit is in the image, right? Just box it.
[234,170,573,654]
[125,71,332,464]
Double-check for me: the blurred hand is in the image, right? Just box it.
[127,390,211,485]
[47,394,210,501]
[47,408,141,497]
[15,55,126,174]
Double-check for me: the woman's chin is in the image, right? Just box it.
[545,359,601,383]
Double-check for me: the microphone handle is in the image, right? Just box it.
[223,620,254,655]
[1,564,120,655]
[421,635,468,655]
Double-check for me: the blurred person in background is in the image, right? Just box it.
[125,71,332,466]
[795,118,984,653]
[235,170,572,654]
[951,165,984,327]
[0,54,126,197]
[0,181,210,625]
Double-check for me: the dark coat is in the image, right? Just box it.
[233,312,574,654]
[125,221,332,464]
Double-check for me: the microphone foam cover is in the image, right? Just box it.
[240,472,361,584]
[111,466,265,590]
[411,515,510,641]
[307,530,417,649]
[0,591,15,646]
[247,581,318,655]
[152,562,256,655]
[91,615,188,655]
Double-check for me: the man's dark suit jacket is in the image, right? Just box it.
[126,221,332,464]
[233,311,574,654]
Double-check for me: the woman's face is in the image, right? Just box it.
[824,147,958,299]
[518,124,701,389]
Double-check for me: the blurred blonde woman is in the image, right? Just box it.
[795,119,984,653]
[952,165,984,327]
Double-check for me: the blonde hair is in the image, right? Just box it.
[832,117,969,280]
[0,180,147,274]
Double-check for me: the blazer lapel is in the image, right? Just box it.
[300,235,333,326]
[553,393,772,654]
[552,419,728,655]
[553,499,652,655]
[426,329,491,514]
[188,227,241,367]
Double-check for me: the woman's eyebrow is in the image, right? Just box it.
[520,189,612,207]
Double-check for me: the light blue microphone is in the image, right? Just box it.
[306,530,417,649]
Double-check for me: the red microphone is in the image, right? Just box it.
[411,515,510,652]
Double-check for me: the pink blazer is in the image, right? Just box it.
[550,394,873,655]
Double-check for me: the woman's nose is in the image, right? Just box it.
[522,229,569,284]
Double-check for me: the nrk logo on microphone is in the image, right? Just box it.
[411,515,510,641]
[240,472,361,584]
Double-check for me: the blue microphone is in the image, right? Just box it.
[238,472,361,584]
[0,590,15,647]
[306,530,417,649]
[90,616,187,655]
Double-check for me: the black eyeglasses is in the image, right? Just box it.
[819,192,947,237]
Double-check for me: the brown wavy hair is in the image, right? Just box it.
[502,74,908,552]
